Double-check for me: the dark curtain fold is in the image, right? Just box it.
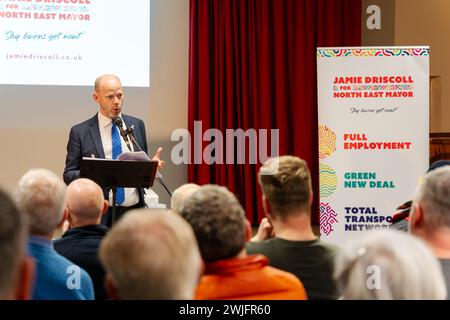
[188,0,361,225]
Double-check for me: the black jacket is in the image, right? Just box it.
[63,113,148,203]
[54,224,109,300]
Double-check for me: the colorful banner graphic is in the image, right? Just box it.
[317,47,429,246]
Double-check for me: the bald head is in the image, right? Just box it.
[94,74,121,93]
[171,183,200,214]
[66,178,107,226]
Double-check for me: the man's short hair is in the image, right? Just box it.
[0,188,28,298]
[100,209,201,299]
[171,183,200,213]
[413,166,450,229]
[180,185,246,262]
[258,156,312,217]
[14,169,67,236]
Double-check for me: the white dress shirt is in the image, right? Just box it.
[97,112,139,207]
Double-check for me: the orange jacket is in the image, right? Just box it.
[195,254,307,300]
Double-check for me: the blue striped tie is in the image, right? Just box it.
[112,123,125,205]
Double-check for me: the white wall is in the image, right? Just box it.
[149,0,189,205]
[395,0,450,132]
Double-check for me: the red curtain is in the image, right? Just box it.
[188,0,361,225]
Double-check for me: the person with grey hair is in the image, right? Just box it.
[0,188,35,299]
[409,166,450,298]
[170,183,200,213]
[335,230,447,300]
[390,160,450,231]
[14,169,94,300]
[54,178,109,300]
[180,185,307,300]
[99,209,202,299]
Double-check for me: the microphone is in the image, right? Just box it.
[113,117,132,152]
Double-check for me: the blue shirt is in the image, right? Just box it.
[28,236,95,300]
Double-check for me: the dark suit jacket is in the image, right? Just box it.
[63,113,148,202]
[54,225,109,300]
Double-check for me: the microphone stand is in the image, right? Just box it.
[126,127,172,198]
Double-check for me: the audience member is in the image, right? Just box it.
[181,185,307,300]
[390,160,450,231]
[52,220,70,240]
[409,166,450,298]
[14,169,94,300]
[171,183,200,214]
[0,188,34,300]
[54,178,109,300]
[335,230,446,299]
[247,156,340,299]
[99,209,202,299]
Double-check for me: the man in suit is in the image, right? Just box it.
[64,74,163,226]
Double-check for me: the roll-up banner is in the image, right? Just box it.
[317,47,429,246]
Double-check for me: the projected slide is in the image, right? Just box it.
[0,0,150,87]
